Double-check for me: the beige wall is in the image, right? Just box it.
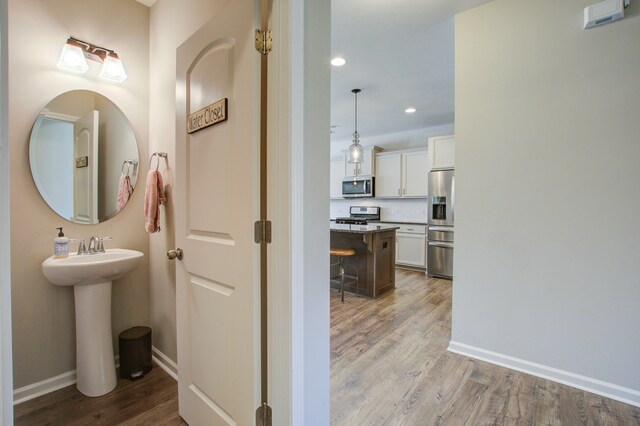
[454,0,640,400]
[9,0,149,388]
[148,0,230,363]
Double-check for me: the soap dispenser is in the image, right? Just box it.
[54,227,69,258]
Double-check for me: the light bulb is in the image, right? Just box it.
[57,43,89,74]
[99,53,127,83]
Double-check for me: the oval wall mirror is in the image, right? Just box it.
[29,90,139,224]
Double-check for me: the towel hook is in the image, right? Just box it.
[149,152,167,171]
[121,161,130,176]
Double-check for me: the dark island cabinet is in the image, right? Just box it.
[330,224,398,298]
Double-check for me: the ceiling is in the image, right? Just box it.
[134,0,492,141]
[330,0,492,141]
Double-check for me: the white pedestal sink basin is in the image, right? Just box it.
[42,249,144,397]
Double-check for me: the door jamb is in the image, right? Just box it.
[0,0,14,422]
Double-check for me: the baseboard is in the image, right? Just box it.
[152,346,178,381]
[13,370,76,405]
[448,341,640,408]
[14,355,121,405]
[13,349,176,406]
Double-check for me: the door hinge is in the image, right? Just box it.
[254,220,272,244]
[256,403,272,426]
[255,29,272,55]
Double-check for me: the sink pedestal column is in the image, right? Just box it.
[74,281,117,397]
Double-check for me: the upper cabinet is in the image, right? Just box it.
[344,146,382,178]
[375,153,402,197]
[428,134,455,170]
[375,149,428,198]
[330,156,346,199]
[403,151,429,197]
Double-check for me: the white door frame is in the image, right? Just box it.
[267,0,331,423]
[0,0,14,422]
[285,0,331,424]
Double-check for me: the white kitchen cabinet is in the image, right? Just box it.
[402,151,429,197]
[330,156,346,199]
[375,149,428,198]
[374,153,402,197]
[428,134,455,170]
[390,224,427,268]
[344,146,382,178]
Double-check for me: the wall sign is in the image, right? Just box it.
[187,98,228,134]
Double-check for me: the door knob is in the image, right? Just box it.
[167,248,183,260]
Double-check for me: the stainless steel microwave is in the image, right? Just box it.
[342,176,374,198]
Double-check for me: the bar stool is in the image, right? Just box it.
[330,248,357,302]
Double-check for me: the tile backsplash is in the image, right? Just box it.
[331,198,428,223]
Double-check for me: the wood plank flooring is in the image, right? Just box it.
[330,269,640,426]
[14,364,186,426]
[15,269,640,425]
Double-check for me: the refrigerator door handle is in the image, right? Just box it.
[428,226,454,232]
[428,241,454,248]
[451,176,455,223]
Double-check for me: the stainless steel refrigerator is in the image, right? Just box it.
[427,169,454,279]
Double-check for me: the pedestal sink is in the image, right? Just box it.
[42,249,144,397]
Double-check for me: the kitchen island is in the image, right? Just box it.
[330,223,399,298]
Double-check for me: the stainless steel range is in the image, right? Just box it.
[335,206,380,225]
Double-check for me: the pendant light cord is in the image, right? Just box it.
[354,90,357,134]
[352,88,361,137]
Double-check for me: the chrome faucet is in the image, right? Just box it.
[75,236,112,254]
[88,236,99,254]
[76,239,88,255]
[95,237,112,253]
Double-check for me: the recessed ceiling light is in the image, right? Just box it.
[331,57,346,66]
[405,107,417,114]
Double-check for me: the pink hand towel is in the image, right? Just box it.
[117,175,134,212]
[144,170,166,233]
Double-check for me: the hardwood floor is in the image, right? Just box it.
[331,269,640,426]
[14,269,640,425]
[14,364,186,426]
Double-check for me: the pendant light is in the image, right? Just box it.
[347,88,363,165]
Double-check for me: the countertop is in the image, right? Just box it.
[330,219,428,226]
[368,220,428,226]
[330,223,400,234]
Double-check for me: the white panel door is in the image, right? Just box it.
[374,153,401,197]
[175,0,259,424]
[402,150,428,197]
[73,110,98,224]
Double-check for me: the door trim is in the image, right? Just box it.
[258,0,270,413]
[0,0,13,422]
[288,0,331,424]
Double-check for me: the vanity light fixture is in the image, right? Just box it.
[57,37,127,83]
[347,88,363,165]
[57,39,89,73]
[99,52,128,83]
